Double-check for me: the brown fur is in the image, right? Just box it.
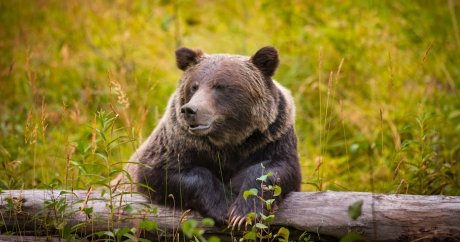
[112,47,300,227]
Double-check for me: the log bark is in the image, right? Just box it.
[0,190,459,241]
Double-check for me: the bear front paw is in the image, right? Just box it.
[227,197,265,231]
[197,201,228,226]
[205,208,227,226]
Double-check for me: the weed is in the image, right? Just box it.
[239,171,285,242]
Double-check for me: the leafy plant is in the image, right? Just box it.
[181,218,220,242]
[347,200,363,220]
[239,171,286,242]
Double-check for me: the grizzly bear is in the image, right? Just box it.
[113,46,301,229]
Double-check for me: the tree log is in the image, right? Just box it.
[0,190,459,241]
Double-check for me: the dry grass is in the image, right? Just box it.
[0,0,459,195]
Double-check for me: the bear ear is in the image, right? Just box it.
[175,47,203,71]
[250,46,279,77]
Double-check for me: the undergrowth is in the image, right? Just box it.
[0,0,459,240]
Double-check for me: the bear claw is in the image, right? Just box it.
[229,207,236,218]
[228,215,246,231]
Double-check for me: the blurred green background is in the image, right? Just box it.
[1,0,459,195]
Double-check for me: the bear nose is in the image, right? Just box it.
[181,105,197,118]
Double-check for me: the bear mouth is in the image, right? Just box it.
[188,123,211,132]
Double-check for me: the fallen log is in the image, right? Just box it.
[0,190,459,241]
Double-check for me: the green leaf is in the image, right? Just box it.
[149,206,158,215]
[140,219,157,231]
[56,221,67,230]
[59,190,74,196]
[340,232,364,242]
[348,200,363,220]
[272,185,282,197]
[95,152,108,162]
[258,232,273,239]
[100,189,107,197]
[260,214,275,223]
[102,231,115,238]
[265,199,275,210]
[208,236,220,242]
[123,233,137,241]
[298,231,312,242]
[97,130,106,142]
[181,219,198,238]
[201,217,215,226]
[139,238,152,242]
[115,227,132,239]
[123,204,136,214]
[275,227,290,241]
[60,224,74,240]
[256,172,273,182]
[255,223,268,229]
[350,143,360,154]
[243,231,257,241]
[243,188,258,200]
[70,161,86,172]
[82,207,93,216]
[245,212,257,224]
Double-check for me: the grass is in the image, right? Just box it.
[0,0,459,196]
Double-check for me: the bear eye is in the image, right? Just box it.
[190,84,199,92]
[213,84,227,90]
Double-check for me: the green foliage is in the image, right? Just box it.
[238,172,287,241]
[95,227,141,242]
[140,219,158,232]
[274,227,289,242]
[340,232,365,242]
[243,188,259,200]
[347,200,363,220]
[181,218,220,242]
[0,0,459,197]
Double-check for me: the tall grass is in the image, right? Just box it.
[0,0,459,195]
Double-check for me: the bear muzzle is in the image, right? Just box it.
[181,104,198,119]
[180,103,214,134]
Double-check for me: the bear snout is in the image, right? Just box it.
[180,103,197,119]
[180,103,214,134]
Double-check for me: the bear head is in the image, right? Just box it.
[174,47,281,147]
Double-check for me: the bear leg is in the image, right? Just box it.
[147,166,231,225]
[228,159,300,230]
